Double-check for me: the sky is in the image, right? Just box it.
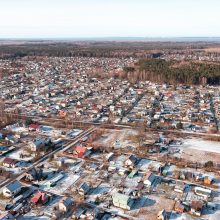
[0,0,220,39]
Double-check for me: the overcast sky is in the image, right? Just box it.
[0,0,220,38]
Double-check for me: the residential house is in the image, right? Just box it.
[144,172,155,187]
[31,191,50,205]
[73,146,87,158]
[3,180,22,198]
[55,157,66,167]
[29,138,47,151]
[25,168,43,182]
[58,197,74,213]
[174,201,185,213]
[71,208,86,219]
[128,170,138,178]
[2,157,18,168]
[118,167,128,176]
[190,200,204,216]
[112,192,134,210]
[29,123,40,131]
[59,110,67,118]
[78,182,90,196]
[194,187,212,200]
[125,155,138,168]
[157,209,167,220]
[0,212,14,220]
[174,182,186,194]
[204,176,214,185]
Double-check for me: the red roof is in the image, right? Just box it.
[75,146,86,153]
[74,146,87,158]
[29,124,40,130]
[31,191,42,203]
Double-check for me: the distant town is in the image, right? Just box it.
[0,41,220,220]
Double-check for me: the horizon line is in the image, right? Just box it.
[1,36,220,41]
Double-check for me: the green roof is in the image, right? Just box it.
[128,170,137,178]
[112,193,130,205]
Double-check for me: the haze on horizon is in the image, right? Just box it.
[0,0,220,39]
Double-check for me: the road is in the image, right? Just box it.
[210,94,219,131]
[0,126,96,189]
[5,111,220,137]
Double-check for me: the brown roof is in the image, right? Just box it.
[191,200,204,210]
[3,157,17,165]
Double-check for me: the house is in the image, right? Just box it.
[73,146,87,158]
[150,162,163,173]
[174,182,186,194]
[46,173,64,187]
[2,157,18,168]
[194,186,212,200]
[190,200,204,216]
[105,152,114,161]
[78,182,90,196]
[174,201,185,213]
[87,163,98,171]
[0,212,14,220]
[3,180,22,198]
[144,172,155,187]
[5,134,16,144]
[59,110,67,118]
[25,168,43,181]
[55,157,66,167]
[118,167,128,176]
[112,193,134,210]
[157,209,167,220]
[29,123,40,131]
[108,165,117,172]
[204,176,214,185]
[58,197,74,213]
[29,138,47,151]
[31,191,50,205]
[71,208,86,219]
[125,155,138,167]
[128,170,138,178]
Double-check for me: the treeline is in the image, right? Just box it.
[1,41,219,59]
[122,59,220,85]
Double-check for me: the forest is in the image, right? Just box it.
[0,41,219,59]
[123,59,220,85]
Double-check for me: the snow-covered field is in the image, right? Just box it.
[8,148,34,161]
[93,129,138,149]
[183,138,220,154]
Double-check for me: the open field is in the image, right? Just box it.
[178,138,220,163]
[126,195,175,220]
[183,138,220,154]
[204,47,220,53]
[93,129,138,149]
